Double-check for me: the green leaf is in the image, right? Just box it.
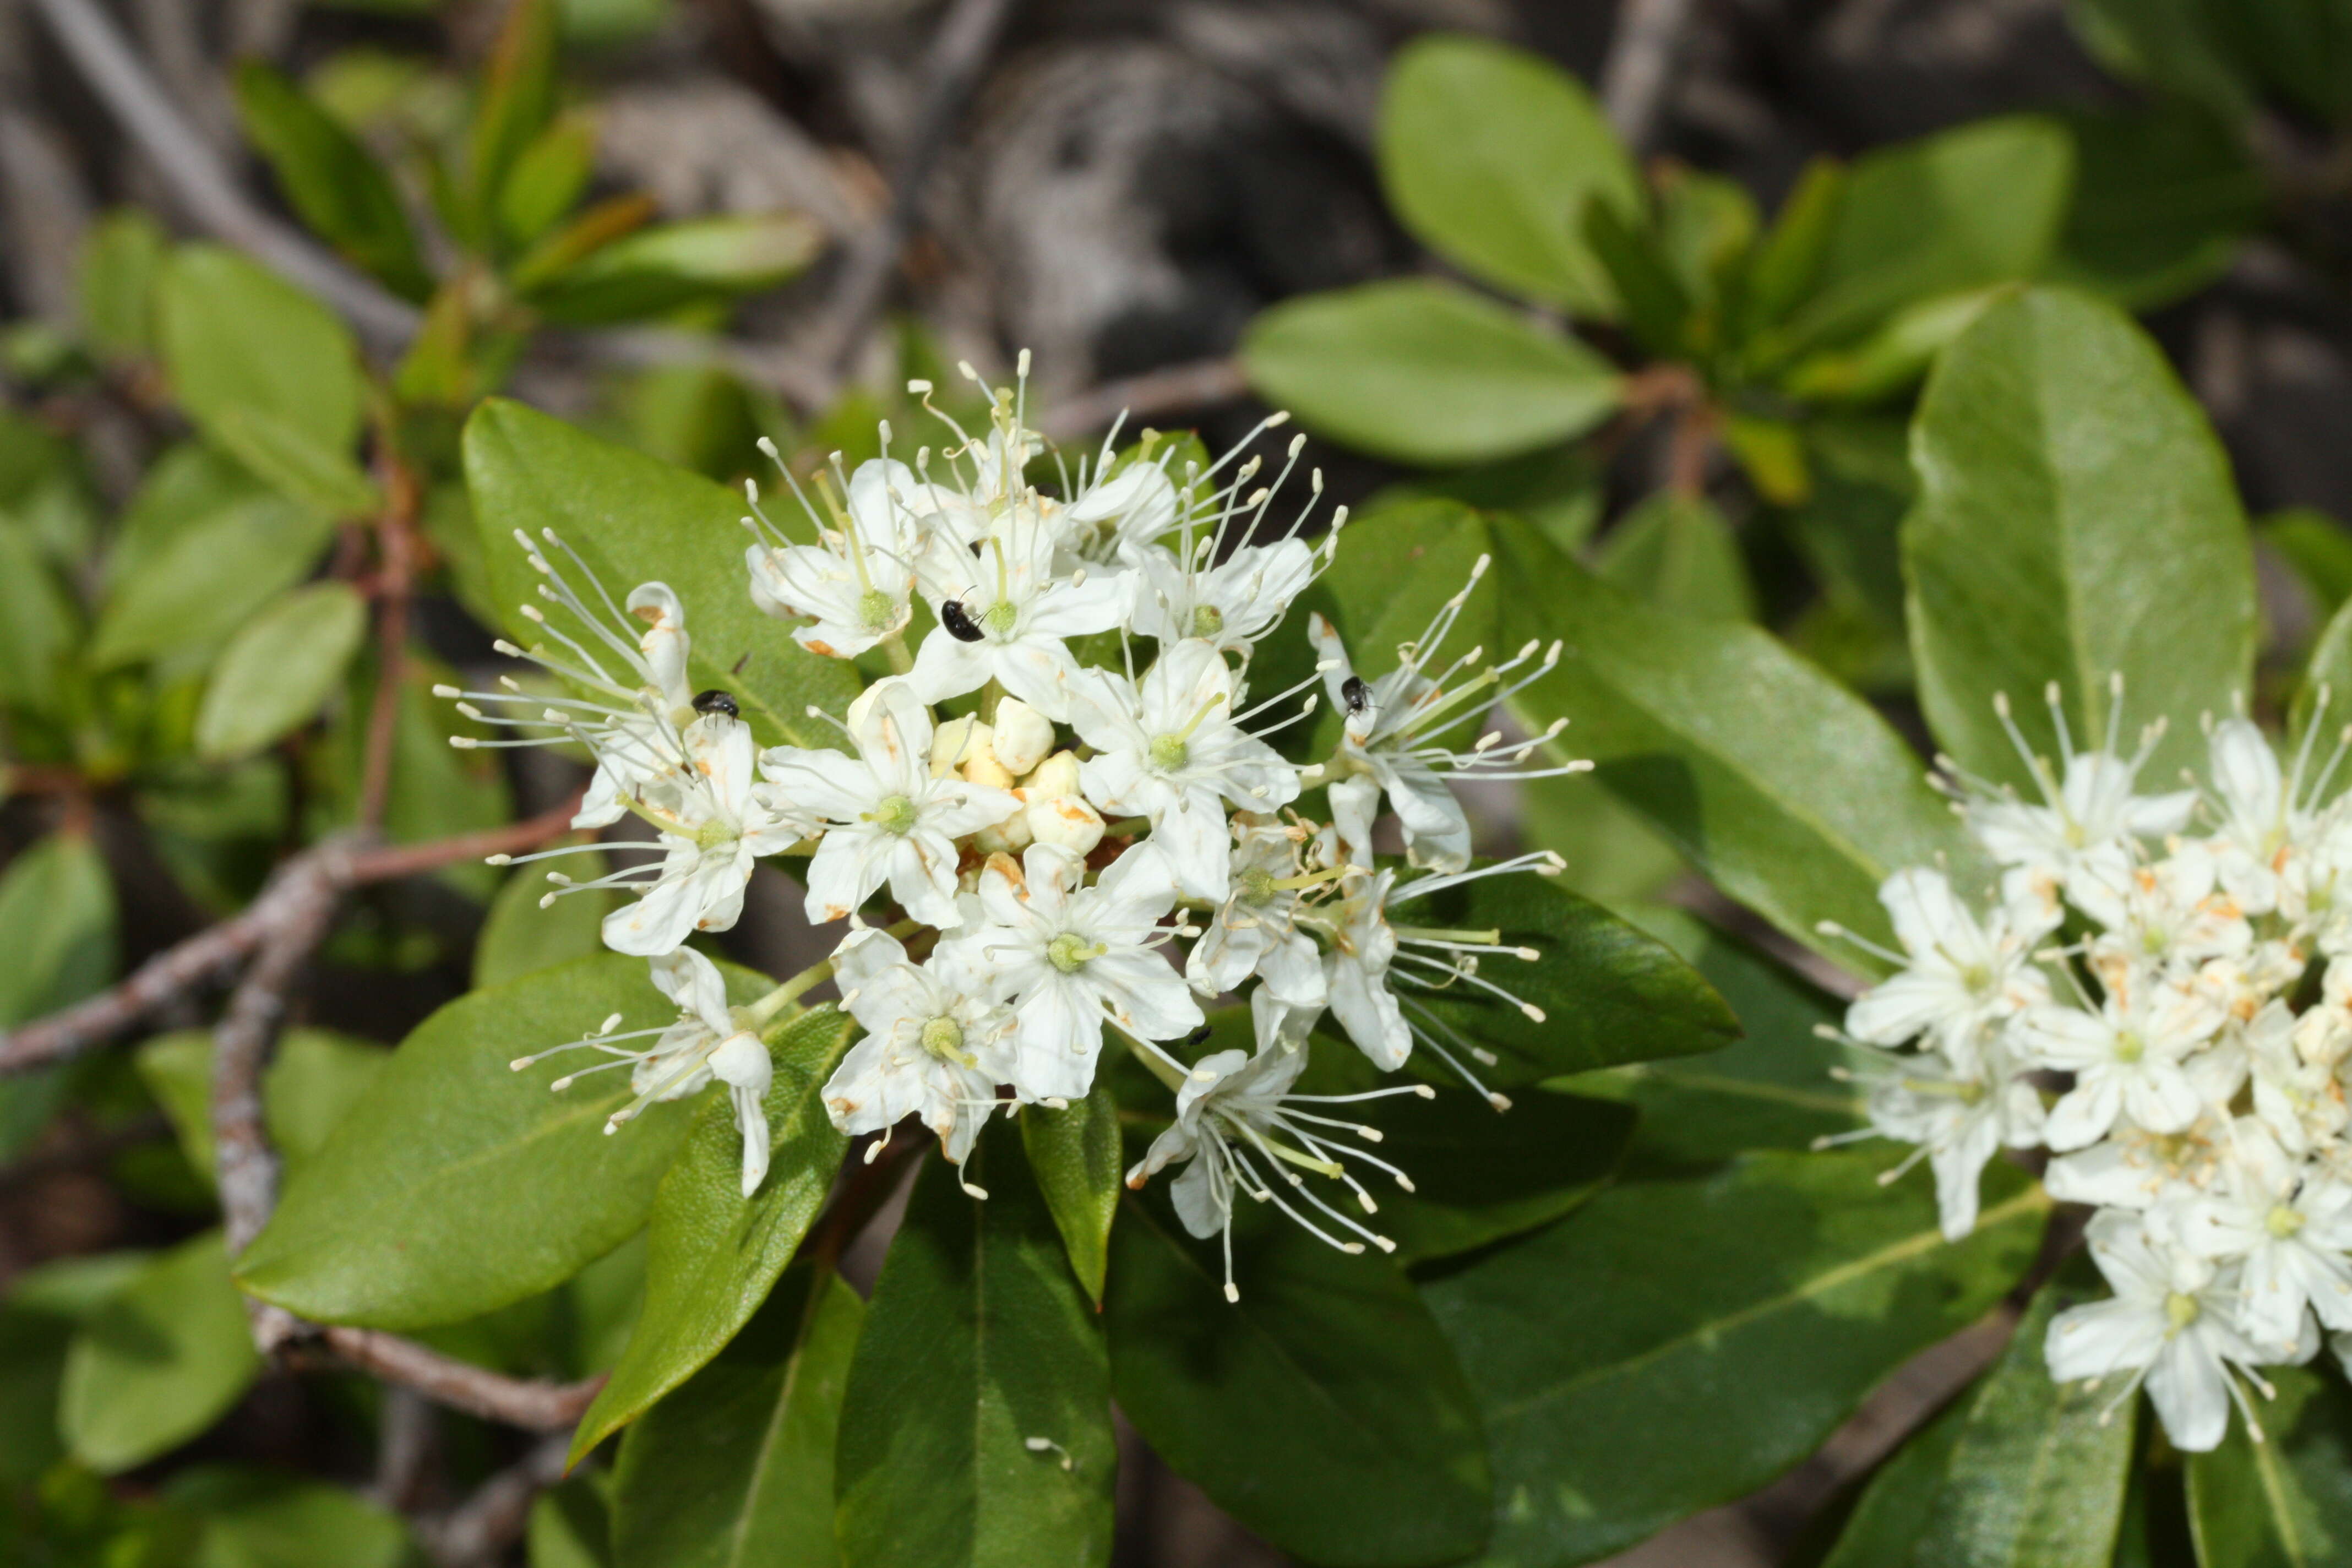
[137,1028,389,1194]
[77,207,167,360]
[836,1133,1115,1568]
[500,113,601,248]
[1896,1271,2136,1568]
[478,857,619,988]
[1242,279,1624,467]
[1904,287,2256,791]
[1773,117,2074,353]
[89,487,336,672]
[1377,34,1639,315]
[1020,1078,1120,1304]
[1356,1086,1633,1264]
[2295,595,2352,748]
[612,1266,862,1568]
[1593,491,1757,622]
[464,398,862,748]
[235,955,710,1330]
[0,1255,145,1485]
[0,830,117,1026]
[2266,508,2352,622]
[195,582,370,760]
[1420,1151,2048,1568]
[157,245,363,465]
[523,215,824,325]
[60,1230,262,1472]
[1486,516,1977,965]
[2048,105,2262,311]
[571,1004,854,1463]
[207,404,383,519]
[233,61,432,302]
[1583,198,1694,361]
[166,1466,415,1568]
[467,0,562,241]
[2185,1362,2352,1567]
[2065,0,2257,126]
[1106,1190,1490,1567]
[1367,447,1604,554]
[1817,1392,1975,1568]
[0,525,79,716]
[532,1474,616,1568]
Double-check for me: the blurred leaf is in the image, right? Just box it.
[1583,198,1692,360]
[1593,491,1756,622]
[236,955,714,1330]
[1784,413,1913,630]
[571,1004,853,1463]
[1904,288,2256,792]
[89,488,336,673]
[367,656,514,894]
[1779,287,2002,404]
[77,208,167,360]
[195,582,369,760]
[531,1473,615,1568]
[477,855,617,989]
[1721,412,1810,505]
[522,214,824,326]
[233,61,432,301]
[61,1231,261,1473]
[2184,1362,2352,1565]
[1378,34,1639,315]
[612,1266,861,1568]
[508,193,659,290]
[0,525,80,716]
[836,1134,1115,1568]
[158,244,363,465]
[2065,0,2258,125]
[1517,772,1684,907]
[1021,1079,1121,1303]
[208,404,382,519]
[1656,163,1760,319]
[1107,1186,1490,1567]
[1421,1153,2048,1568]
[500,112,601,248]
[0,831,118,1026]
[1816,1393,1974,1568]
[2296,594,2352,748]
[1772,117,2073,354]
[1743,157,1844,342]
[1368,446,1604,554]
[467,0,562,243]
[465,398,863,747]
[0,1255,146,1484]
[2048,105,2262,310]
[1243,279,1624,467]
[165,1466,414,1568]
[2265,507,2352,622]
[137,1028,390,1194]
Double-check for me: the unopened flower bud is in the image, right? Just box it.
[932,716,990,778]
[1027,793,1104,856]
[962,742,1017,792]
[992,698,1054,775]
[974,808,1035,854]
[1023,749,1082,801]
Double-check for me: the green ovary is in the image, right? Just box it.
[1047,933,1101,974]
[1150,734,1189,771]
[873,795,919,835]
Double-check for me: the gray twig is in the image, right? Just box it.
[1600,0,1697,156]
[311,1332,604,1431]
[419,1435,572,1568]
[1037,357,1252,443]
[24,0,421,348]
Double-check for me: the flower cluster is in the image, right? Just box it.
[1828,681,2352,1450]
[448,361,1579,1295]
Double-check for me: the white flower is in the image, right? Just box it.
[2045,1110,2229,1212]
[1068,641,1303,899]
[2247,999,2350,1155]
[1186,817,1329,1009]
[2074,840,2251,974]
[759,679,1017,928]
[2175,1119,2352,1350]
[514,948,775,1197]
[2202,716,2345,916]
[939,842,1201,1101]
[1843,1039,2045,1240]
[1947,679,2193,901]
[820,929,1018,1177]
[1124,987,1431,1299]
[2045,1210,2274,1452]
[2015,972,2225,1150]
[1133,537,1323,653]
[1305,558,1579,874]
[905,512,1131,720]
[744,456,938,660]
[1839,868,2050,1069]
[1061,453,1182,564]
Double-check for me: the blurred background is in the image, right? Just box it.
[2,0,2349,1563]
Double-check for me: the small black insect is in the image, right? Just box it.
[1186,1023,1215,1048]
[940,600,987,643]
[1341,675,1373,717]
[691,689,740,717]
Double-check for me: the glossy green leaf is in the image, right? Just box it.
[1816,1392,1975,1568]
[137,1028,389,1194]
[194,582,369,760]
[166,1466,414,1568]
[478,856,619,988]
[1593,492,1756,622]
[89,488,336,672]
[1899,1271,2136,1568]
[1485,515,1977,965]
[0,830,117,1026]
[836,1134,1115,1568]
[61,1231,262,1472]
[612,1266,862,1568]
[1242,279,1623,467]
[525,215,824,325]
[1377,34,1639,314]
[1368,447,1604,554]
[1106,1190,1490,1567]
[464,398,861,748]
[2186,1362,2352,1567]
[157,245,363,464]
[78,207,167,360]
[1020,1079,1121,1303]
[1421,1152,2048,1568]
[1776,117,2073,353]
[233,61,431,301]
[1359,1086,1632,1264]
[2048,105,2261,310]
[236,955,710,1330]
[1904,288,2256,791]
[571,1004,854,1462]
